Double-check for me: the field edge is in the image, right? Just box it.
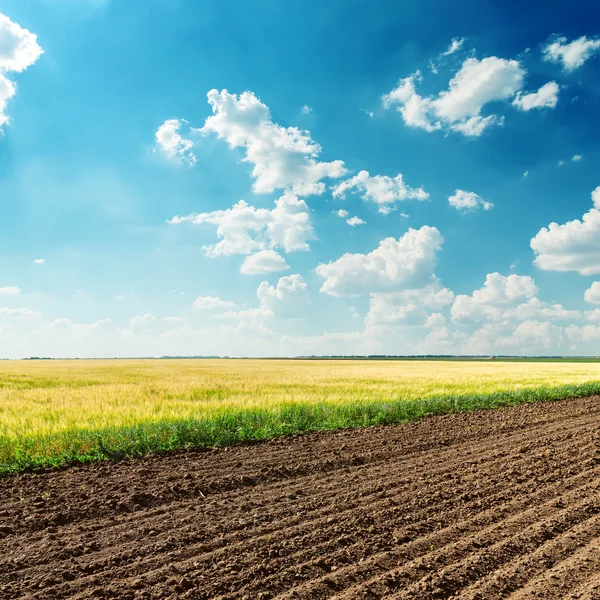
[3,381,600,476]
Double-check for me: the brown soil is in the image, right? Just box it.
[2,396,600,599]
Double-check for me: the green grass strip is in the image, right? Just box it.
[2,381,600,476]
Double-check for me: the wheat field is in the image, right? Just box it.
[2,358,600,474]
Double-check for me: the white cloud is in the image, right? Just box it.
[585,309,600,322]
[531,187,600,275]
[332,170,429,212]
[584,282,600,304]
[496,320,564,350]
[383,57,527,136]
[572,154,583,162]
[426,312,447,328]
[301,105,312,114]
[346,216,366,227]
[523,170,529,178]
[543,35,600,71]
[335,209,349,218]
[129,313,157,331]
[200,89,347,195]
[503,298,581,321]
[257,274,307,315]
[451,273,538,323]
[566,324,600,342]
[382,72,441,133]
[0,13,43,128]
[448,189,494,212]
[0,286,20,295]
[365,295,428,327]
[155,119,196,166]
[442,37,466,56]
[512,81,559,111]
[33,258,45,265]
[222,274,307,321]
[316,226,443,297]
[363,283,454,330]
[193,296,235,310]
[240,250,289,275]
[170,193,315,257]
[350,306,360,319]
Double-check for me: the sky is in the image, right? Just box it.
[0,0,599,358]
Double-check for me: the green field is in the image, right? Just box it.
[2,358,600,475]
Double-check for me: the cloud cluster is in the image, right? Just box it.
[383,55,558,136]
[531,187,600,275]
[170,193,315,261]
[200,89,347,195]
[0,13,43,127]
[451,273,538,323]
[316,226,443,296]
[543,35,600,71]
[332,170,429,213]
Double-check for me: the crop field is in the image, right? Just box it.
[2,358,600,474]
[3,360,600,598]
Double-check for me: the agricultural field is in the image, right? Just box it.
[3,359,600,599]
[2,358,600,474]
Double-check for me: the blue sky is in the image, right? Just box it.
[0,0,599,357]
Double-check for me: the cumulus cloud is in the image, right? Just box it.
[335,209,349,218]
[383,58,527,136]
[240,250,289,275]
[503,298,581,321]
[200,89,346,195]
[193,296,235,310]
[32,258,45,265]
[451,273,538,323]
[383,56,556,137]
[496,320,564,350]
[332,170,429,212]
[365,295,428,327]
[169,193,315,257]
[566,324,600,342]
[316,226,443,297]
[155,119,196,166]
[512,81,559,111]
[543,35,600,71]
[222,274,307,321]
[257,274,307,315]
[448,189,494,211]
[584,282,600,305]
[531,187,600,275]
[0,13,43,127]
[346,216,366,227]
[364,283,454,329]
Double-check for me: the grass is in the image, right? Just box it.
[1,358,600,475]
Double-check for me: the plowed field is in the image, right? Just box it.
[2,395,600,599]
